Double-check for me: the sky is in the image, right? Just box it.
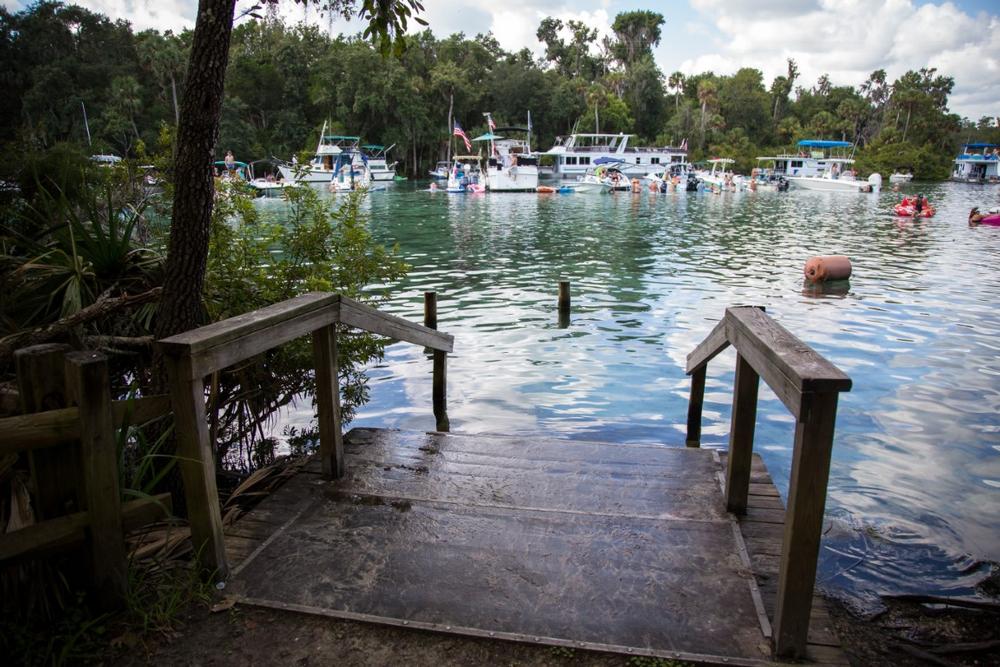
[5,0,998,121]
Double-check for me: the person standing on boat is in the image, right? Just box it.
[224,150,236,172]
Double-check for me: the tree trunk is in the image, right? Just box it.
[902,107,911,142]
[154,0,238,346]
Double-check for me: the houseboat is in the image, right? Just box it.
[543,133,687,179]
[952,143,999,183]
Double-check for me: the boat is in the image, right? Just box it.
[643,161,693,191]
[543,133,687,179]
[329,151,372,192]
[363,144,397,181]
[889,171,913,184]
[574,158,630,193]
[445,155,485,193]
[475,116,539,192]
[952,143,1000,183]
[278,123,360,183]
[429,160,451,180]
[696,158,744,191]
[751,159,791,191]
[780,140,881,193]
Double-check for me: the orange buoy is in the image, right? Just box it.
[536,186,556,193]
[804,255,852,282]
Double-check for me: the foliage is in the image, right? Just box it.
[202,183,408,466]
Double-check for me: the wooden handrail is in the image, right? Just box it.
[0,395,172,455]
[684,306,851,660]
[154,292,454,580]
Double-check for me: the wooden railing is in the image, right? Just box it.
[685,306,852,659]
[0,345,173,607]
[156,292,454,580]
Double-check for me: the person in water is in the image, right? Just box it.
[914,194,924,214]
[969,207,984,225]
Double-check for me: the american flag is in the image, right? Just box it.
[453,121,472,151]
[487,114,496,132]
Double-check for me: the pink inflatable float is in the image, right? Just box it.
[804,255,853,282]
[970,208,1000,226]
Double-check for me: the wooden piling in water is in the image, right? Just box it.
[558,281,570,327]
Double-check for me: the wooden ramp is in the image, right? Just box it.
[225,428,846,666]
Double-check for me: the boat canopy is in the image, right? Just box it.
[362,144,385,150]
[472,133,502,141]
[593,156,624,165]
[797,140,852,148]
[494,127,529,134]
[214,160,249,168]
[324,135,360,141]
[962,143,997,149]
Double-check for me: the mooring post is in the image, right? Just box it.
[424,292,450,432]
[66,351,127,607]
[558,280,571,328]
[725,353,759,515]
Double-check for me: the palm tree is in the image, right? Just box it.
[668,71,685,110]
[697,79,718,147]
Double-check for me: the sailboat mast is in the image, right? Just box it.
[447,92,454,164]
[81,101,91,146]
[527,110,532,153]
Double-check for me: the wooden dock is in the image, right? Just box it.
[223,428,847,666]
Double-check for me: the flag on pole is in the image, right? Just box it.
[453,121,472,151]
[487,114,496,132]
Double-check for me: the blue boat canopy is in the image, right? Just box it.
[472,133,503,141]
[323,135,360,141]
[797,140,852,148]
[962,142,998,149]
[594,157,623,165]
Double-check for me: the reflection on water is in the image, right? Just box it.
[265,182,1000,610]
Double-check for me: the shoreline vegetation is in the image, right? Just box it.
[2,3,999,183]
[2,2,999,666]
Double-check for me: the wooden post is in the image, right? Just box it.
[164,354,228,580]
[312,324,344,479]
[65,351,126,607]
[686,366,706,447]
[15,344,82,519]
[725,353,759,515]
[558,281,570,328]
[774,392,839,658]
[423,291,437,330]
[424,292,450,432]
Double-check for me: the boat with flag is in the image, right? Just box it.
[474,112,539,192]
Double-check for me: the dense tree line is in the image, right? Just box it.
[3,2,999,180]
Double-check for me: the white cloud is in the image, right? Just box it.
[682,0,999,120]
[72,0,196,31]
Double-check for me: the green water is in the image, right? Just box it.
[260,181,1000,610]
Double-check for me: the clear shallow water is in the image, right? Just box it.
[262,182,1000,612]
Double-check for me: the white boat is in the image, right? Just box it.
[574,159,632,193]
[278,123,359,183]
[363,143,397,181]
[544,133,687,179]
[696,158,745,191]
[475,115,539,192]
[445,155,486,193]
[750,159,791,191]
[952,143,1000,183]
[329,151,373,192]
[779,139,880,192]
[889,171,913,184]
[642,161,694,191]
[429,160,451,180]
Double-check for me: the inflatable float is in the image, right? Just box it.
[970,208,1000,226]
[894,197,934,217]
[536,186,557,193]
[804,255,853,282]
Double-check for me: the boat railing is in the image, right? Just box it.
[156,292,454,580]
[685,306,852,659]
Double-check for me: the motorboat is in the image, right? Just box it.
[790,170,881,193]
[544,133,687,179]
[363,143,397,182]
[429,160,451,180]
[278,123,359,183]
[445,155,485,193]
[781,140,880,192]
[643,161,693,191]
[889,171,913,184]
[574,158,629,193]
[329,151,373,192]
[952,143,999,183]
[475,116,539,192]
[696,158,744,191]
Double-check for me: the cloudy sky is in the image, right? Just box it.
[6,0,998,120]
